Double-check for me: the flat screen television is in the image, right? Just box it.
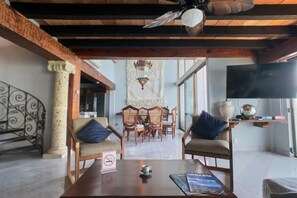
[226,62,297,98]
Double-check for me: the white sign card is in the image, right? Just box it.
[101,151,117,173]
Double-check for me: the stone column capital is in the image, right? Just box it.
[48,61,76,74]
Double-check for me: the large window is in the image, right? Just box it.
[184,77,194,130]
[178,59,207,131]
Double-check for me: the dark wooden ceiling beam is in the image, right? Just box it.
[0,0,115,91]
[10,3,297,20]
[41,25,297,38]
[73,48,255,59]
[59,39,281,49]
[257,39,297,63]
[0,0,114,123]
[0,0,115,121]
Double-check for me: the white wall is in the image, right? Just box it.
[91,60,117,125]
[0,37,55,152]
[206,58,291,152]
[93,60,116,82]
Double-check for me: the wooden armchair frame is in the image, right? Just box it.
[182,116,234,191]
[67,118,124,183]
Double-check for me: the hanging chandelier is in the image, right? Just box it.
[134,59,152,90]
[134,59,152,71]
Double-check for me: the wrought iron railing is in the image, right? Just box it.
[0,80,46,154]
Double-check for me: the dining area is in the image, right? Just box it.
[116,105,177,145]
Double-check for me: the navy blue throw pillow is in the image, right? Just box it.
[192,111,228,140]
[76,119,111,143]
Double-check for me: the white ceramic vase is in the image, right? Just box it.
[219,101,235,119]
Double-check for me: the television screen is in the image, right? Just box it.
[226,62,297,98]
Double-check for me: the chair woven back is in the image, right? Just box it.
[148,106,163,126]
[122,105,139,127]
[191,114,229,141]
[72,117,109,134]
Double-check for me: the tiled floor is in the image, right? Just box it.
[0,130,297,198]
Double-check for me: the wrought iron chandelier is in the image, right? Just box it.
[134,59,152,90]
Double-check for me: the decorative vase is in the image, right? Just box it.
[219,101,235,119]
[240,104,256,119]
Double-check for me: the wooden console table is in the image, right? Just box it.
[229,119,286,129]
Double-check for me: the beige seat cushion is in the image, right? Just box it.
[80,140,121,157]
[191,114,229,141]
[185,139,230,155]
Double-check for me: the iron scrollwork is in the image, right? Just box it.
[0,80,46,154]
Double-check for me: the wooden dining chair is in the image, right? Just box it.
[138,107,150,134]
[147,106,163,141]
[163,107,177,138]
[162,107,170,121]
[122,105,145,145]
[138,107,148,125]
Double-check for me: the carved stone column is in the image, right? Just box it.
[43,61,75,159]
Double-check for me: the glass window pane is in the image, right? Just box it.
[185,76,194,130]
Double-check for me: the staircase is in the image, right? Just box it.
[0,80,46,154]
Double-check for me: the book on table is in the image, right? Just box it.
[169,174,196,196]
[185,172,225,195]
[169,172,225,196]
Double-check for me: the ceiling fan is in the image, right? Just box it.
[144,0,255,36]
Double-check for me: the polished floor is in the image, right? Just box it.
[0,130,297,198]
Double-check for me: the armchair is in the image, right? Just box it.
[67,117,124,183]
[182,114,233,191]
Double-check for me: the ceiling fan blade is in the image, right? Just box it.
[207,0,254,15]
[185,12,206,36]
[143,10,183,28]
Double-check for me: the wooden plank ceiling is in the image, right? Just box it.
[8,0,297,61]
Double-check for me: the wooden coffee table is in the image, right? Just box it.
[61,159,236,198]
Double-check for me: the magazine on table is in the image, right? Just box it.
[169,174,197,196]
[185,172,226,195]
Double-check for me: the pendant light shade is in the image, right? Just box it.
[181,8,204,27]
